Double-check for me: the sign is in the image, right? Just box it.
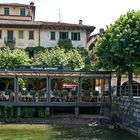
[16,66,72,71]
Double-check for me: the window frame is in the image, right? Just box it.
[50,31,55,40]
[4,7,9,16]
[19,31,24,39]
[20,8,26,16]
[0,30,2,39]
[71,32,80,41]
[59,32,68,40]
[29,31,34,40]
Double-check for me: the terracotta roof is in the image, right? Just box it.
[0,20,95,31]
[0,20,40,25]
[0,20,39,28]
[0,3,30,7]
[39,21,95,31]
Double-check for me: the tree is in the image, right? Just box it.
[0,48,30,69]
[66,49,84,70]
[0,48,30,90]
[94,10,140,97]
[33,48,67,67]
[76,47,93,70]
[33,47,84,70]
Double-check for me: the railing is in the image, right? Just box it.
[0,91,110,103]
[112,85,140,97]
[18,92,47,102]
[4,37,16,46]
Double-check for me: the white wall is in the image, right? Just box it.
[40,29,87,48]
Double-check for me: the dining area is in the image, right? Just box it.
[0,90,15,102]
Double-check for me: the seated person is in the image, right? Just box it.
[67,89,72,102]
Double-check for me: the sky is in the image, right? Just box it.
[2,0,140,33]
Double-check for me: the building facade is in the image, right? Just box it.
[0,20,40,49]
[39,21,94,48]
[0,2,35,21]
[0,2,95,49]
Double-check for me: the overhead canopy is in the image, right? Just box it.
[0,69,111,79]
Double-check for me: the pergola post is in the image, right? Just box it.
[46,77,49,103]
[17,107,21,117]
[77,77,82,103]
[108,74,112,103]
[75,107,79,117]
[46,107,50,116]
[47,77,51,103]
[14,76,19,103]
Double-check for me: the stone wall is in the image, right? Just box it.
[112,97,140,137]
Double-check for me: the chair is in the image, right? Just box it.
[3,91,10,101]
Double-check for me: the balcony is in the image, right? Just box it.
[4,37,16,48]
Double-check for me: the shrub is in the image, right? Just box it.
[21,107,36,118]
[37,107,46,118]
[3,106,16,118]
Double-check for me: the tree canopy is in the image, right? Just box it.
[0,48,30,69]
[33,48,84,70]
[94,10,140,74]
[94,10,140,96]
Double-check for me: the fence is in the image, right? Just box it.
[112,84,140,97]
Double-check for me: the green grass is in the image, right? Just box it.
[0,124,138,140]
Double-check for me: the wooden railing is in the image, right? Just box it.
[0,91,110,103]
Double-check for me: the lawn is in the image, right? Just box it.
[0,124,138,140]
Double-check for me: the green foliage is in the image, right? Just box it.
[25,46,45,52]
[33,48,84,70]
[57,39,73,50]
[34,48,67,66]
[21,107,36,118]
[3,106,16,118]
[134,67,140,75]
[66,49,84,70]
[84,56,91,67]
[76,47,89,56]
[0,48,30,69]
[76,47,93,70]
[37,107,46,118]
[94,10,140,74]
[21,107,48,118]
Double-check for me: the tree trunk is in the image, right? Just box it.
[128,69,133,98]
[117,75,121,95]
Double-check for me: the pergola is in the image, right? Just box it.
[0,68,112,115]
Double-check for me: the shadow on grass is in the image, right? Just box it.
[50,125,139,140]
[0,124,139,140]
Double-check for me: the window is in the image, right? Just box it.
[29,31,34,40]
[19,31,24,39]
[29,51,34,58]
[50,32,55,40]
[0,30,2,39]
[4,8,9,16]
[71,32,80,41]
[20,8,25,16]
[7,30,13,41]
[59,32,68,40]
